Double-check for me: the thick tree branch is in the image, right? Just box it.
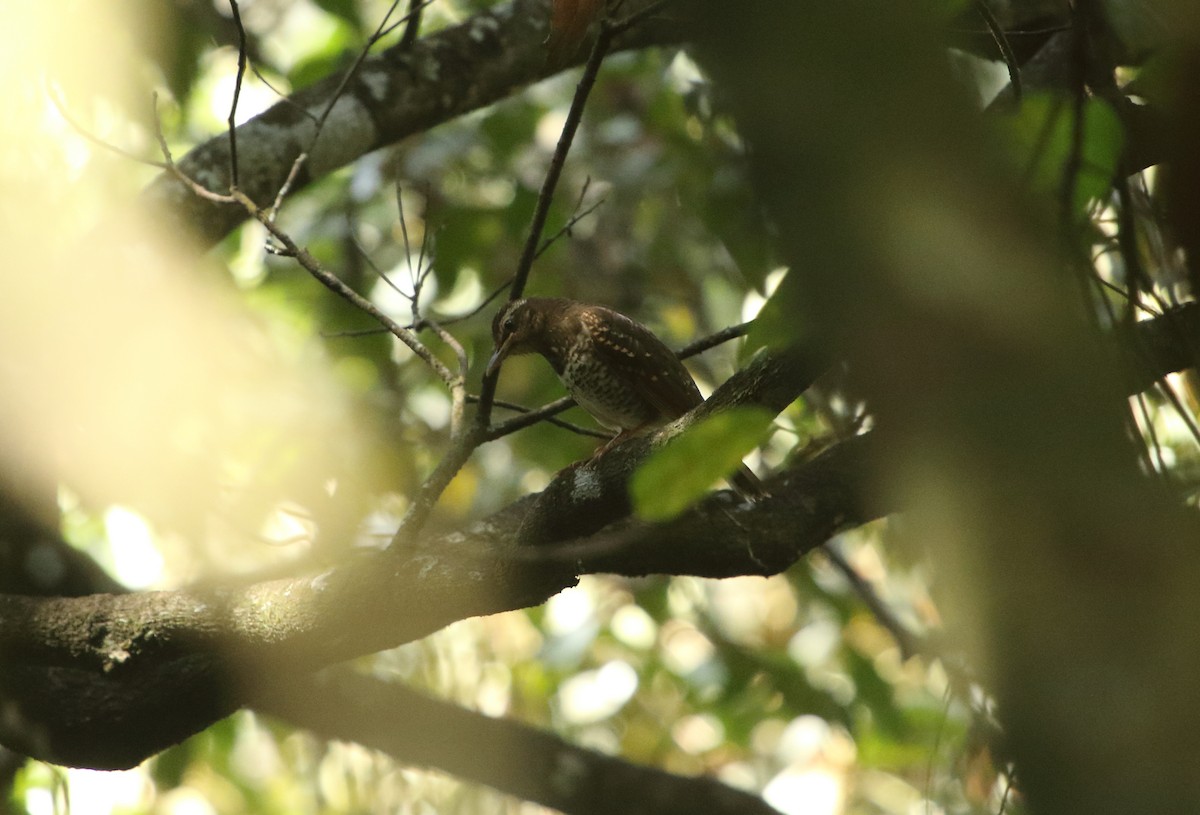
[0,346,831,768]
[1,301,1198,769]
[256,671,784,815]
[141,0,685,249]
[0,431,864,768]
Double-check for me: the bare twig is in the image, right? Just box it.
[480,397,608,438]
[973,0,1021,101]
[269,153,310,222]
[414,189,435,293]
[678,321,751,357]
[260,0,435,217]
[227,0,249,189]
[479,4,648,425]
[399,0,425,50]
[47,85,169,170]
[248,62,313,117]
[322,326,390,339]
[349,234,412,301]
[380,0,438,39]
[535,188,607,258]
[436,278,514,328]
[606,0,673,37]
[426,319,469,437]
[486,396,578,441]
[821,542,926,661]
[1059,4,1087,229]
[152,94,236,204]
[229,190,457,390]
[506,21,616,303]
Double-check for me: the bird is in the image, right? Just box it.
[486,297,766,499]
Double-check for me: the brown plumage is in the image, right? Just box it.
[487,298,765,499]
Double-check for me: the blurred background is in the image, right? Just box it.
[3,0,1197,812]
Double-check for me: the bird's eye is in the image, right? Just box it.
[503,314,517,334]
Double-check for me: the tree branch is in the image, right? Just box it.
[1,301,1198,769]
[255,670,784,815]
[140,0,686,250]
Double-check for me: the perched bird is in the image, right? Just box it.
[487,297,765,498]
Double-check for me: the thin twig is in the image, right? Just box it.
[678,321,751,357]
[973,0,1021,101]
[260,0,435,215]
[1155,379,1200,452]
[486,396,578,441]
[480,4,662,425]
[606,0,673,37]
[1059,5,1087,229]
[227,0,249,189]
[507,21,615,303]
[479,397,608,438]
[399,0,425,50]
[248,61,315,118]
[380,0,438,39]
[395,181,425,324]
[349,235,412,301]
[230,190,457,389]
[997,769,1016,815]
[1134,392,1170,479]
[323,326,390,339]
[821,542,926,661]
[152,94,236,204]
[536,195,606,258]
[436,278,514,328]
[426,319,470,437]
[47,85,169,170]
[414,189,435,290]
[269,152,309,222]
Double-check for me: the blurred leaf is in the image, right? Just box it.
[631,407,773,521]
[313,0,364,31]
[998,92,1123,214]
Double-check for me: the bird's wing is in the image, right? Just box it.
[582,307,704,420]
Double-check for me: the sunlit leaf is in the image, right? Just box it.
[631,407,773,521]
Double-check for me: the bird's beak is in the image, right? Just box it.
[486,336,514,378]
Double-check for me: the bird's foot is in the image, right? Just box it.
[590,425,649,459]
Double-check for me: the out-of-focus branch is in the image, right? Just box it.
[256,670,783,815]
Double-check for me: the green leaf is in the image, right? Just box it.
[630,407,773,521]
[997,92,1124,214]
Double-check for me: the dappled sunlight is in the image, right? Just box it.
[0,4,391,581]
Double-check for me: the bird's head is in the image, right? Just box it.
[487,298,546,377]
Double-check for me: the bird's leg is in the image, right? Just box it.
[591,423,651,459]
